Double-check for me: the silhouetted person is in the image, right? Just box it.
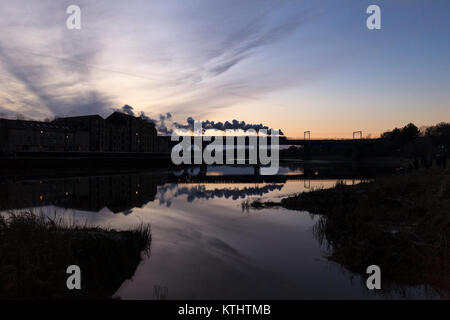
[443,156,447,169]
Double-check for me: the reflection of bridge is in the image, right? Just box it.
[0,164,390,213]
[169,174,366,184]
[169,136,381,147]
[167,164,381,184]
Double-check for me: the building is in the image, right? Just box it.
[52,115,109,152]
[0,119,89,153]
[53,112,157,152]
[0,111,159,154]
[105,112,157,152]
[156,135,172,153]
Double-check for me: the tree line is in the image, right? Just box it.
[381,122,450,147]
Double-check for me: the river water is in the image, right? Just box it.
[0,164,441,299]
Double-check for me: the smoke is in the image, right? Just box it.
[120,104,135,116]
[115,104,284,136]
[140,111,173,135]
[156,183,284,206]
[173,118,284,135]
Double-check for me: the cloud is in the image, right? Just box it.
[0,42,114,118]
[0,0,315,128]
[201,6,309,78]
[0,1,115,119]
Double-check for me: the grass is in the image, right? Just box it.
[250,171,450,297]
[0,210,151,299]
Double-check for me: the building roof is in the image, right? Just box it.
[0,111,155,131]
[106,112,155,128]
[0,119,71,131]
[105,112,135,124]
[52,115,105,125]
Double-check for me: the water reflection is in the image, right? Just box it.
[0,164,440,299]
[0,171,286,212]
[0,172,162,214]
[157,183,284,206]
[0,163,379,213]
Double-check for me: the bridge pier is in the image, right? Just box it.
[253,164,261,176]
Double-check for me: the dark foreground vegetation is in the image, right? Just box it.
[0,211,151,299]
[251,171,450,297]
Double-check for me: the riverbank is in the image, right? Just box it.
[0,211,151,299]
[251,170,450,297]
[0,151,171,169]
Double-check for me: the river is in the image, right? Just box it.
[0,163,441,299]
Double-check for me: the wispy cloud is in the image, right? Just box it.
[0,1,116,118]
[0,0,315,123]
[201,7,309,78]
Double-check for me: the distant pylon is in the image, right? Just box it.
[353,131,362,140]
[304,131,311,140]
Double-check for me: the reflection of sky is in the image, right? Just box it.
[155,179,365,207]
[206,166,255,176]
[5,178,439,299]
[116,187,369,299]
[157,183,284,206]
[115,179,437,299]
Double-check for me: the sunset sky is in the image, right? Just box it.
[0,0,449,138]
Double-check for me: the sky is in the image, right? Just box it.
[0,0,449,138]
